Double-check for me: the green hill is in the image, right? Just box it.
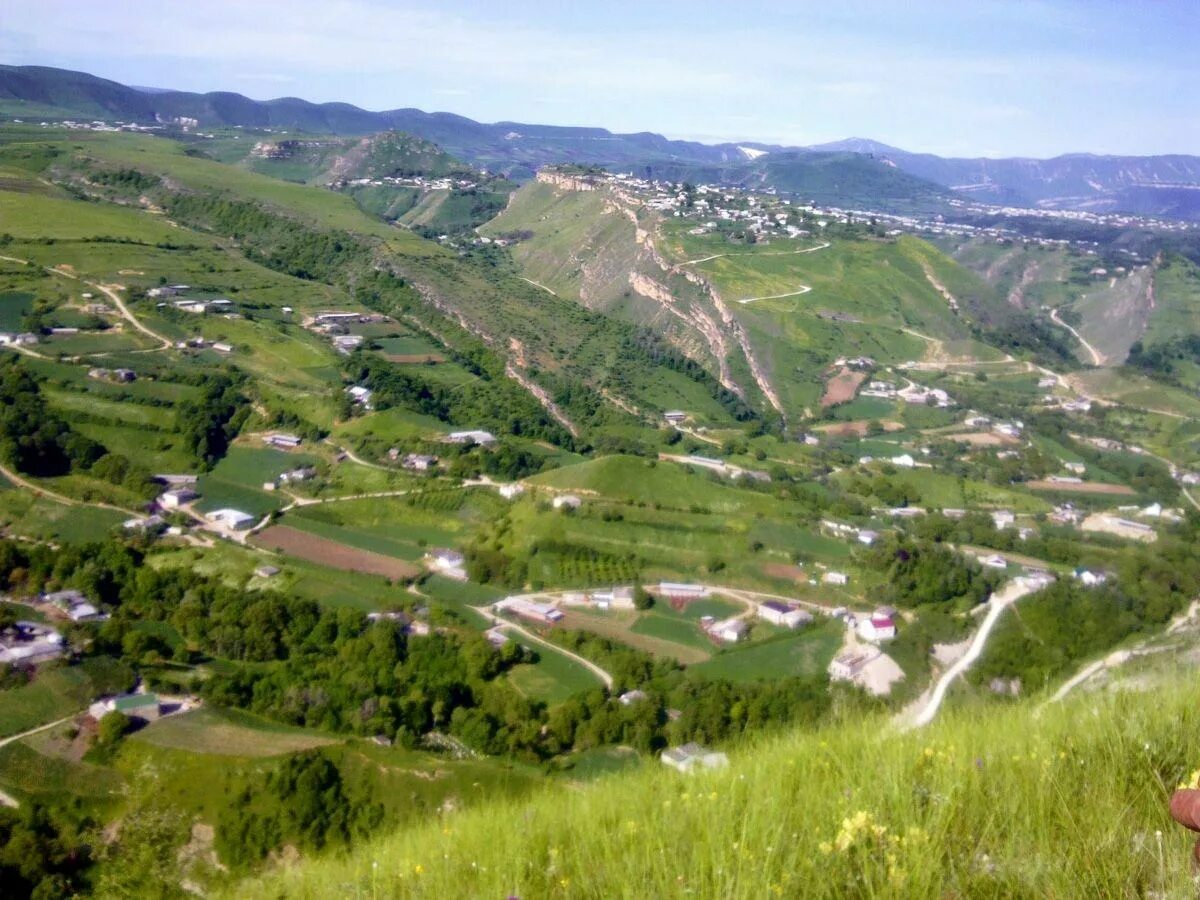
[240,669,1200,898]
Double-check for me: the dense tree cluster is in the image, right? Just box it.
[216,752,383,868]
[177,374,250,468]
[863,536,1000,611]
[0,360,104,476]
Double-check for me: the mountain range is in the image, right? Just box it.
[3,63,1200,219]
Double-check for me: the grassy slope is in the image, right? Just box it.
[243,671,1200,898]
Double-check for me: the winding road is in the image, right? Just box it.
[473,606,614,690]
[905,577,1043,729]
[1050,308,1105,367]
[678,240,830,305]
[0,713,83,808]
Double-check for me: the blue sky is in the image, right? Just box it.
[3,0,1197,157]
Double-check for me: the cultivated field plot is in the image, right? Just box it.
[558,610,710,664]
[133,707,341,757]
[820,367,866,408]
[252,525,421,580]
[1024,480,1137,496]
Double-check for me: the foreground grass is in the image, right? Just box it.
[236,672,1200,898]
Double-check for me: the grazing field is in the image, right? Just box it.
[0,661,123,738]
[253,525,422,580]
[689,618,844,683]
[132,706,342,757]
[558,609,711,664]
[506,645,605,704]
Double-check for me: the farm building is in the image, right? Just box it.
[90,692,161,722]
[822,571,849,586]
[206,508,256,530]
[506,600,564,625]
[858,615,897,643]
[709,618,747,643]
[158,488,198,509]
[402,454,438,471]
[661,743,728,773]
[658,582,709,601]
[0,621,64,665]
[447,430,497,446]
[264,433,302,449]
[991,510,1016,529]
[552,494,582,510]
[758,601,812,629]
[255,565,281,578]
[979,554,1008,570]
[43,589,103,622]
[663,410,688,424]
[498,483,525,499]
[619,689,648,706]
[591,586,635,610]
[430,548,466,570]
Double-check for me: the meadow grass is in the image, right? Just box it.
[238,669,1200,899]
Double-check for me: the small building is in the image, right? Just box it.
[663,410,688,425]
[264,433,302,449]
[89,692,161,723]
[43,589,103,622]
[991,510,1016,530]
[447,430,497,446]
[431,548,466,570]
[211,342,234,354]
[758,601,812,629]
[857,529,879,545]
[1073,568,1108,587]
[658,582,709,601]
[402,453,438,471]
[158,488,198,509]
[710,618,747,643]
[979,554,1008,570]
[661,742,729,773]
[254,565,281,578]
[206,508,256,530]
[498,483,525,499]
[552,494,582,510]
[823,571,849,586]
[619,689,648,706]
[0,621,65,665]
[279,467,316,483]
[858,615,897,643]
[347,385,373,407]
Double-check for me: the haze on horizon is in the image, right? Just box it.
[2,0,1197,159]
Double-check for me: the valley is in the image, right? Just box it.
[0,85,1199,897]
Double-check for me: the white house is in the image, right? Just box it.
[758,601,813,629]
[991,510,1016,529]
[858,615,897,643]
[207,508,256,530]
[663,410,688,424]
[710,618,747,643]
[552,494,582,510]
[431,548,466,570]
[264,433,302,449]
[979,554,1008,570]
[661,743,729,773]
[402,454,438,471]
[1073,568,1109,587]
[857,529,879,545]
[822,571,849,586]
[619,689,648,706]
[447,430,497,446]
[158,488,198,509]
[891,454,916,468]
[498,483,525,500]
[347,385,373,407]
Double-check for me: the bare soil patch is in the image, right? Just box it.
[762,562,807,581]
[1025,480,1136,496]
[252,525,420,579]
[820,367,867,408]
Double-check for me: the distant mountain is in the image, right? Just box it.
[807,140,1200,220]
[3,64,1198,219]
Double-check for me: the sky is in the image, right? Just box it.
[2,0,1198,157]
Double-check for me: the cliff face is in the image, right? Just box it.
[535,170,598,192]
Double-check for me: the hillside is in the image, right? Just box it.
[8,66,1200,222]
[243,669,1200,898]
[1,114,1200,895]
[487,169,1025,419]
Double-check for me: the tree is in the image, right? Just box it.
[95,711,132,747]
[633,582,653,610]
